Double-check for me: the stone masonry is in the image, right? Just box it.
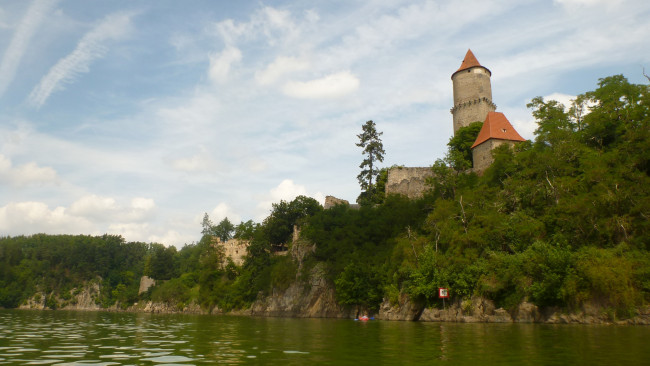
[385,167,434,199]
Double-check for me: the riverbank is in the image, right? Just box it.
[17,282,650,325]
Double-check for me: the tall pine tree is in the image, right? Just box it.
[356,120,385,204]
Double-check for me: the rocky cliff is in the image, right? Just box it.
[19,281,103,311]
[16,271,649,325]
[249,263,355,318]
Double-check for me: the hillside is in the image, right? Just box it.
[1,75,649,322]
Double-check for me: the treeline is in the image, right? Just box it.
[402,74,650,315]
[0,234,148,308]
[1,75,648,318]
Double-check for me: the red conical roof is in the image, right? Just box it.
[471,112,526,149]
[452,49,491,77]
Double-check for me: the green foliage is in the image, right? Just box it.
[335,262,384,311]
[145,244,178,280]
[447,121,483,170]
[201,214,237,242]
[234,220,258,240]
[410,75,650,314]
[214,218,235,242]
[270,255,297,292]
[0,234,148,309]
[263,195,322,248]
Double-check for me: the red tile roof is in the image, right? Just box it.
[452,49,491,77]
[471,112,526,148]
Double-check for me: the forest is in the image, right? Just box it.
[1,75,648,318]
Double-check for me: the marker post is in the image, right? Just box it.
[438,287,449,309]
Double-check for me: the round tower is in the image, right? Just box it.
[450,49,496,134]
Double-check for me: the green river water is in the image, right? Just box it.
[0,310,648,365]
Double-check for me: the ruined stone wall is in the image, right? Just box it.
[215,238,249,266]
[324,195,360,209]
[324,196,349,209]
[385,167,434,199]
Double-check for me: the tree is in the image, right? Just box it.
[234,220,258,240]
[263,195,323,249]
[356,120,385,204]
[446,121,483,171]
[214,217,235,242]
[201,213,214,236]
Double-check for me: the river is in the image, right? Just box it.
[0,309,648,365]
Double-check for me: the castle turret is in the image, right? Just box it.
[450,49,496,134]
[470,112,526,173]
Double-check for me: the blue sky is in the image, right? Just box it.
[1,0,648,247]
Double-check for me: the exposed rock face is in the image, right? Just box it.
[135,301,206,314]
[19,281,102,311]
[138,276,156,295]
[418,297,513,323]
[61,282,102,311]
[250,263,353,318]
[19,292,47,310]
[377,294,423,321]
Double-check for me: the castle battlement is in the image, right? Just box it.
[450,97,496,114]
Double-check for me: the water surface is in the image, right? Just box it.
[0,310,647,365]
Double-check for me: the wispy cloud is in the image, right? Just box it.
[0,0,58,98]
[28,11,133,108]
[282,71,360,99]
[208,46,242,83]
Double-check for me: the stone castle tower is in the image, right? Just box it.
[380,49,527,198]
[452,49,526,173]
[450,49,496,134]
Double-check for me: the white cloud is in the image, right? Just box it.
[214,6,299,47]
[255,179,325,220]
[0,154,58,186]
[170,146,218,173]
[208,46,242,83]
[256,56,310,85]
[68,194,156,223]
[542,92,577,109]
[282,71,359,99]
[210,202,241,224]
[0,201,94,235]
[107,222,150,242]
[28,11,133,108]
[0,195,161,243]
[148,230,193,247]
[68,194,118,219]
[0,0,58,97]
[554,0,623,8]
[157,93,221,131]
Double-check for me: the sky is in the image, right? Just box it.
[0,0,648,248]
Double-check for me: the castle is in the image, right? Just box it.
[384,49,525,198]
[232,50,528,261]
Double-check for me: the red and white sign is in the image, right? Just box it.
[438,288,449,298]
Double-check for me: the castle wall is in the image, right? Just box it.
[451,67,495,133]
[215,237,249,266]
[324,196,349,209]
[472,139,515,173]
[385,167,434,199]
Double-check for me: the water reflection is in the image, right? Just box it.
[0,310,648,365]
